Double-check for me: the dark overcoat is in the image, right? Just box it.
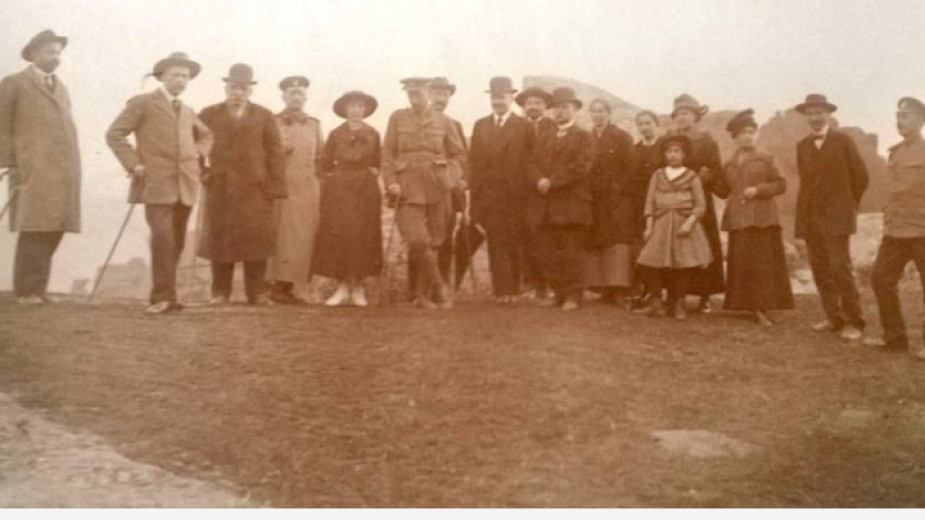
[468,112,537,226]
[528,124,595,227]
[794,129,869,239]
[589,123,637,247]
[196,102,287,262]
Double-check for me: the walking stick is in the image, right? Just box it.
[86,204,136,302]
[0,168,15,222]
[378,196,402,306]
[461,191,479,293]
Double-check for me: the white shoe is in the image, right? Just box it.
[841,326,862,342]
[350,285,368,307]
[16,295,45,305]
[325,284,350,307]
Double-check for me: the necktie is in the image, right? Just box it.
[171,99,181,114]
[495,116,502,128]
[44,75,55,92]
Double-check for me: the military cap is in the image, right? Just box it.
[279,76,310,91]
[898,97,925,119]
[429,77,456,94]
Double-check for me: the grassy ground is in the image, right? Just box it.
[1,288,923,507]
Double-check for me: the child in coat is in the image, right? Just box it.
[636,134,714,320]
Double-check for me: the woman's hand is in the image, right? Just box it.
[677,219,694,237]
[643,220,653,242]
[387,183,402,198]
[743,186,758,200]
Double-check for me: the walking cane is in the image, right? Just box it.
[0,169,15,222]
[86,203,136,302]
[378,195,402,306]
[461,191,479,293]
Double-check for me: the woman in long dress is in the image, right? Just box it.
[312,91,383,307]
[584,99,638,306]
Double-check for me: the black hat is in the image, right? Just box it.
[898,97,925,119]
[153,52,201,80]
[795,93,837,114]
[429,77,456,95]
[726,109,758,136]
[549,87,582,109]
[22,29,68,61]
[661,134,692,157]
[279,76,310,91]
[223,63,257,85]
[485,76,517,94]
[515,87,552,108]
[333,90,378,119]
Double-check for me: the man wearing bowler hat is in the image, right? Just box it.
[865,97,925,361]
[197,64,288,306]
[269,75,323,305]
[516,86,556,300]
[529,86,595,311]
[469,76,537,304]
[106,52,214,314]
[382,77,467,309]
[794,93,869,341]
[0,30,81,305]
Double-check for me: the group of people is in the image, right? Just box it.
[2,29,925,361]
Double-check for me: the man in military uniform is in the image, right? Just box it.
[382,77,467,309]
[866,97,925,361]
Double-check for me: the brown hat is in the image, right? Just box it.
[333,90,378,119]
[726,109,758,136]
[401,77,432,91]
[549,87,582,109]
[661,133,692,157]
[515,87,552,108]
[223,63,257,85]
[21,29,68,61]
[898,97,925,119]
[153,52,201,80]
[429,77,456,95]
[485,76,517,94]
[795,93,837,114]
[279,76,310,91]
[671,93,709,120]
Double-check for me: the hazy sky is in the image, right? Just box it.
[2,0,924,292]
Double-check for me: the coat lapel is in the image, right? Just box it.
[153,90,180,121]
[25,68,63,109]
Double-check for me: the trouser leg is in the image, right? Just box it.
[243,260,268,302]
[145,204,192,304]
[14,231,64,297]
[561,226,589,303]
[211,261,235,299]
[806,234,844,328]
[909,238,925,349]
[828,235,865,329]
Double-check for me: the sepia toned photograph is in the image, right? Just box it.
[1,0,924,511]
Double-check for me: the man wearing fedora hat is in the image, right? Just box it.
[865,97,925,361]
[794,93,869,341]
[0,30,81,304]
[268,75,323,305]
[469,76,538,304]
[382,77,467,309]
[516,86,557,300]
[528,86,595,311]
[106,52,214,314]
[197,63,288,306]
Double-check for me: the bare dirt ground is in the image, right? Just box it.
[0,286,924,507]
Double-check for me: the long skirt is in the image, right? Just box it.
[687,195,725,297]
[584,243,634,289]
[724,226,794,311]
[312,168,383,280]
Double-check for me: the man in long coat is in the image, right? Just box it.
[0,30,81,304]
[106,52,213,314]
[528,87,595,311]
[382,77,467,309]
[517,87,557,300]
[469,76,537,304]
[197,64,287,306]
[269,76,323,305]
[794,94,869,341]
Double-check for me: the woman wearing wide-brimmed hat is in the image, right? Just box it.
[664,93,726,312]
[312,90,383,307]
